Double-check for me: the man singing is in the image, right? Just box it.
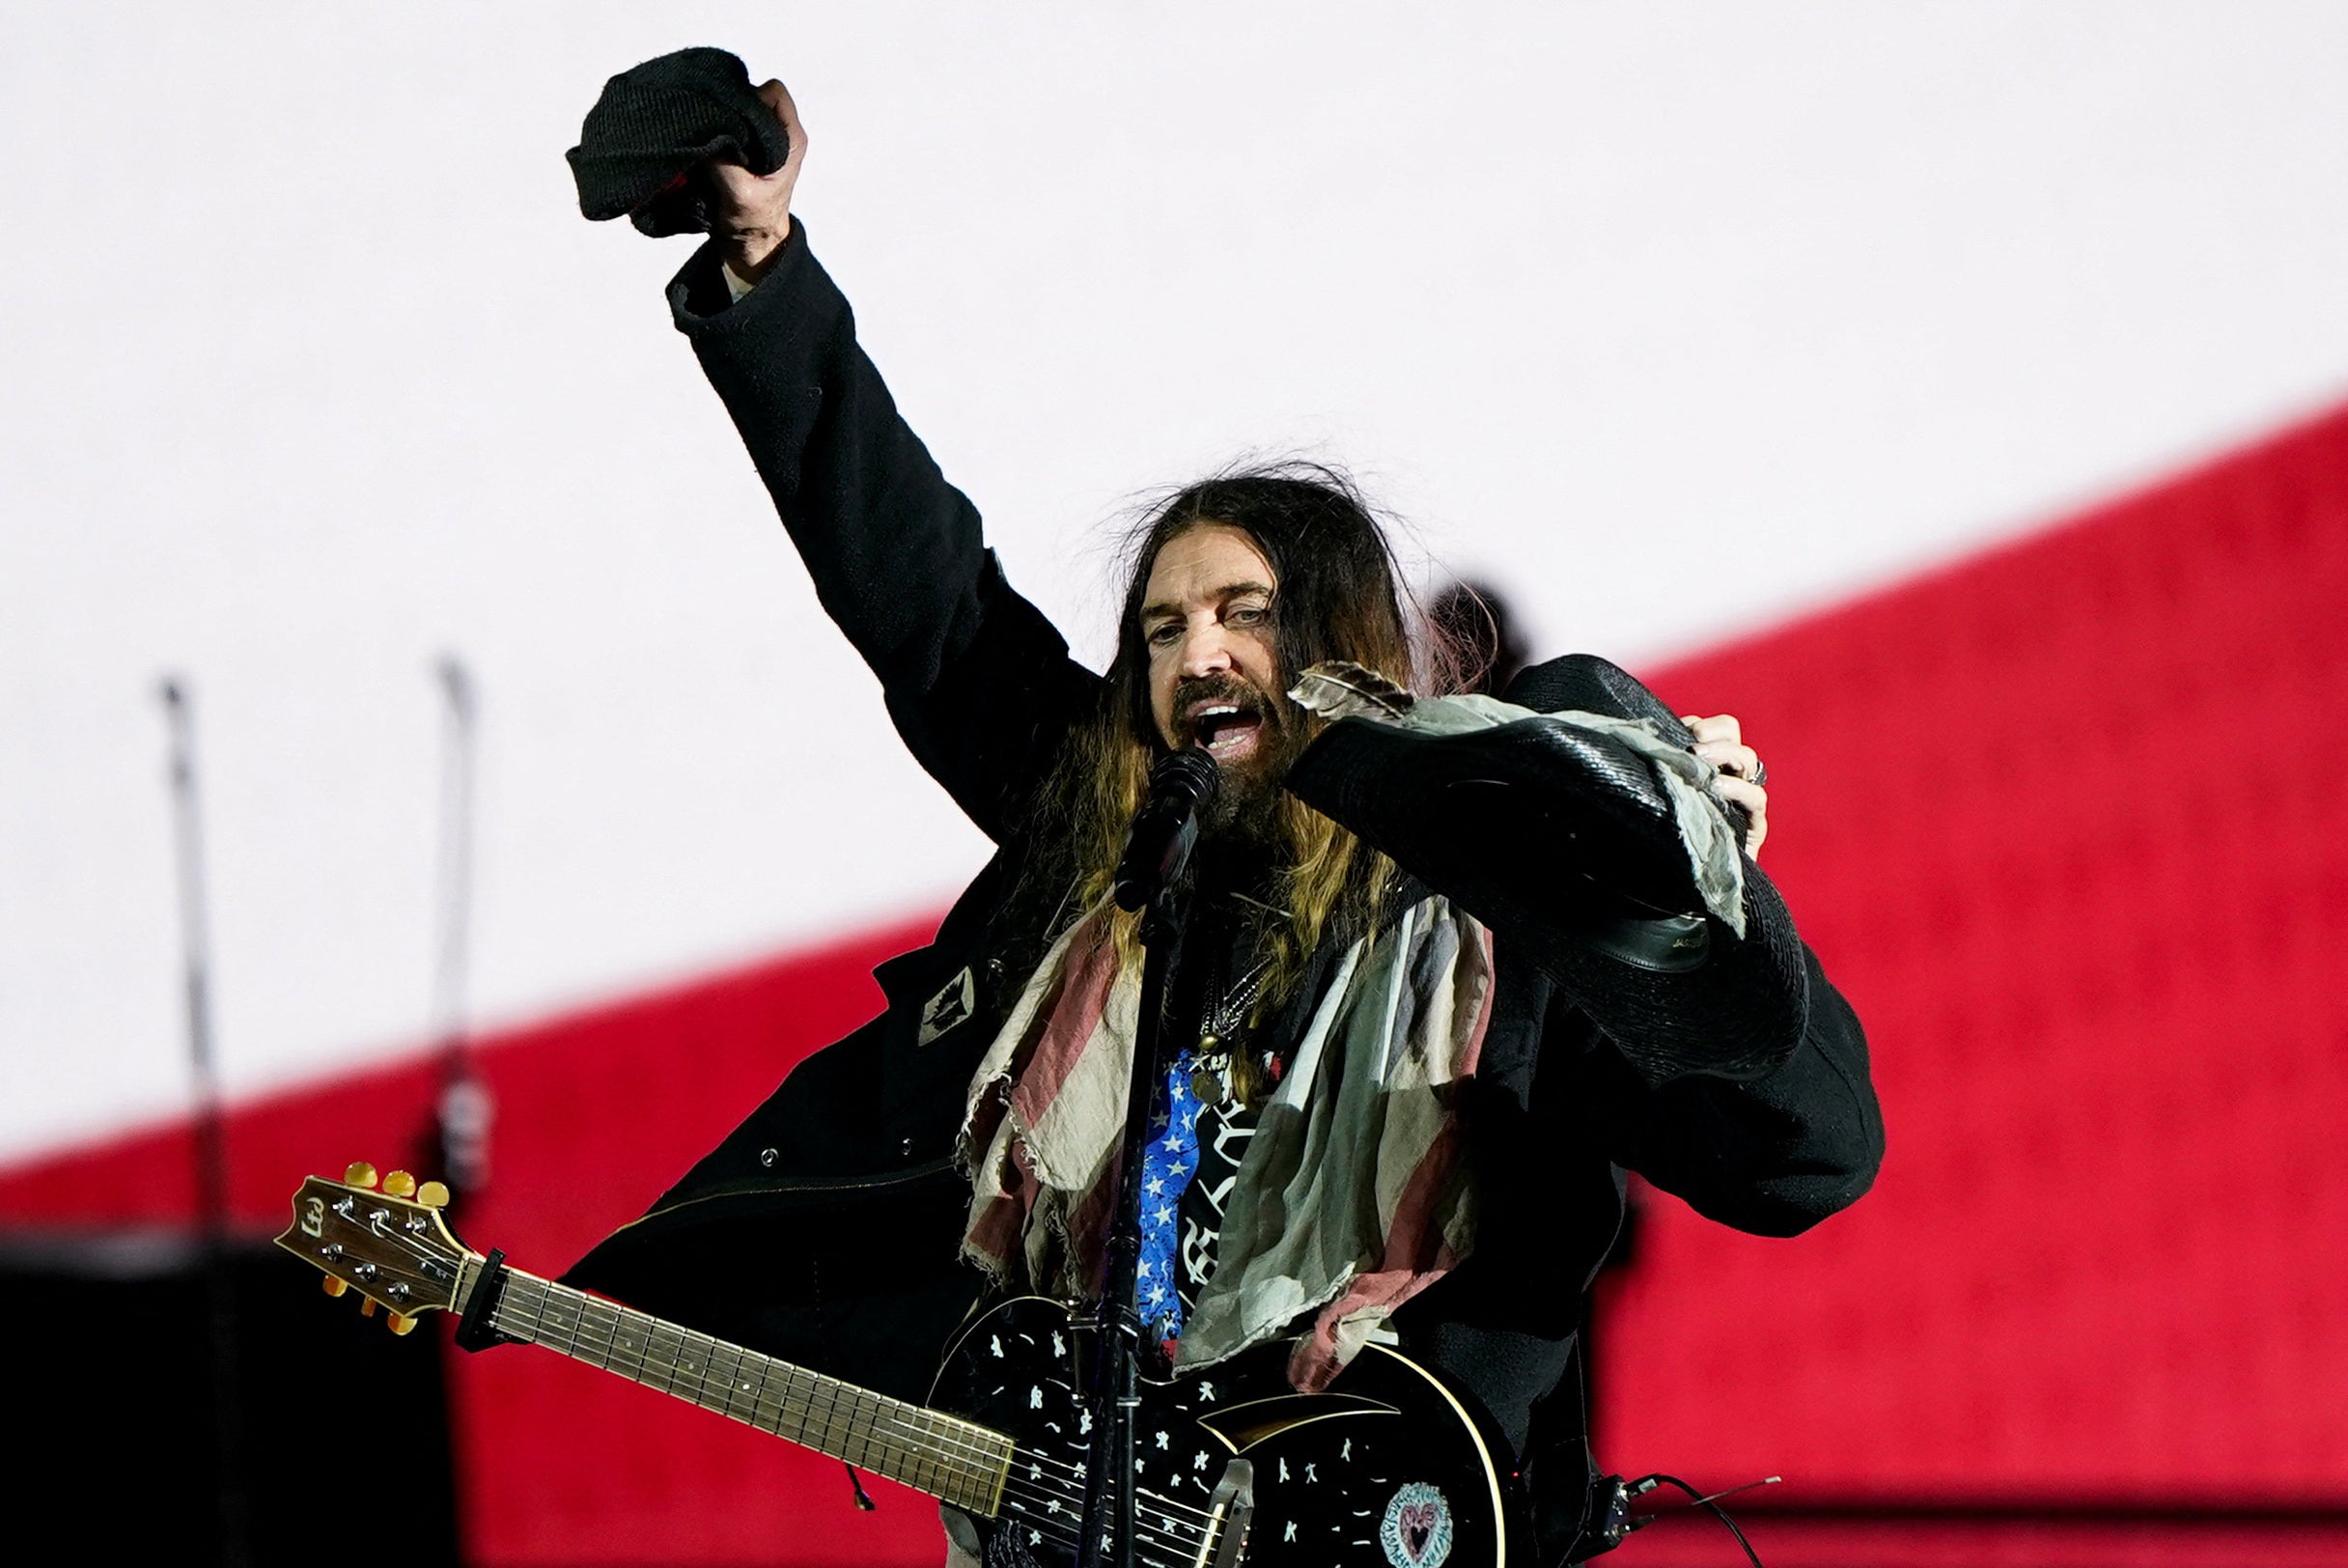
[566,63,1882,1566]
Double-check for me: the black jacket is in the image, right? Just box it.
[567,224,1884,1557]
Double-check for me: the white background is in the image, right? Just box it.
[5,3,2346,1160]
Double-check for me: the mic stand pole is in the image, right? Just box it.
[159,678,250,1568]
[1075,882,1188,1568]
[429,656,491,1195]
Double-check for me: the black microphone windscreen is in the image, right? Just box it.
[1148,747,1220,809]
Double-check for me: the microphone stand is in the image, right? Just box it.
[1076,758,1211,1568]
[159,678,251,1568]
[428,656,491,1196]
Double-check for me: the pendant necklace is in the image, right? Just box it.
[1190,952,1272,1104]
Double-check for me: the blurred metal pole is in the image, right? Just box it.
[159,677,249,1568]
[432,656,491,1193]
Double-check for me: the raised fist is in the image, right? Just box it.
[708,80,808,284]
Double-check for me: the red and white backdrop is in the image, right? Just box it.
[5,7,2347,1565]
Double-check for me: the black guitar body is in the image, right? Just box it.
[930,1297,1523,1568]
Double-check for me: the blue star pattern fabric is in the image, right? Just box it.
[1135,1049,1205,1348]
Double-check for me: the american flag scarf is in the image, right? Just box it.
[958,892,1494,1390]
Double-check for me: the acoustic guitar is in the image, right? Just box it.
[278,1163,1523,1567]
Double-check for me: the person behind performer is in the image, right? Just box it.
[1428,578,1531,697]
[566,66,1878,1567]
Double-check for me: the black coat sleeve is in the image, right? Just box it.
[668,224,1102,839]
[1573,944,1884,1236]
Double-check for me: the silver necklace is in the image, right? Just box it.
[1190,955,1272,1103]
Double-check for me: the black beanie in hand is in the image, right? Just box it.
[566,47,792,237]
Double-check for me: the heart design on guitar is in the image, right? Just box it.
[1401,1500,1438,1555]
[1379,1480,1454,1567]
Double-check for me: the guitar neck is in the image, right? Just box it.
[462,1259,1012,1517]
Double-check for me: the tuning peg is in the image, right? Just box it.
[345,1161,379,1189]
[382,1170,417,1198]
[416,1180,450,1209]
[321,1276,348,1298]
[359,1299,377,1318]
[388,1313,417,1336]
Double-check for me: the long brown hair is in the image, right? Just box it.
[1026,462,1465,1013]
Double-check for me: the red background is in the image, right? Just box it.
[8,402,2346,1563]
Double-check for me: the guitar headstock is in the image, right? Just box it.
[273,1162,476,1335]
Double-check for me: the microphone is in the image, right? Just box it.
[1112,748,1220,911]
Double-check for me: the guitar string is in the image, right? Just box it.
[348,1239,1416,1568]
[510,1290,1216,1546]
[360,1232,1225,1560]
[499,1278,1061,1510]
[462,1259,1225,1536]
[500,1281,1221,1556]
[497,1281,993,1518]
[434,1269,1224,1568]
[495,1278,1061,1514]
[504,1272,1224,1529]
[489,1274,1220,1555]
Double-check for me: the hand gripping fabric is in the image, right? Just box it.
[1284,654,1809,1081]
[566,46,792,237]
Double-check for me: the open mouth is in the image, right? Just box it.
[1187,699,1268,763]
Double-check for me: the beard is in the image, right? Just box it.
[1200,764,1293,847]
[1168,672,1308,847]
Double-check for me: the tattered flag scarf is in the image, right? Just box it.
[958,893,1494,1391]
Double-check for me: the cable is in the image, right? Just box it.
[1625,1472,1779,1568]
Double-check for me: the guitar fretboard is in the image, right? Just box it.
[465,1260,1012,1516]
